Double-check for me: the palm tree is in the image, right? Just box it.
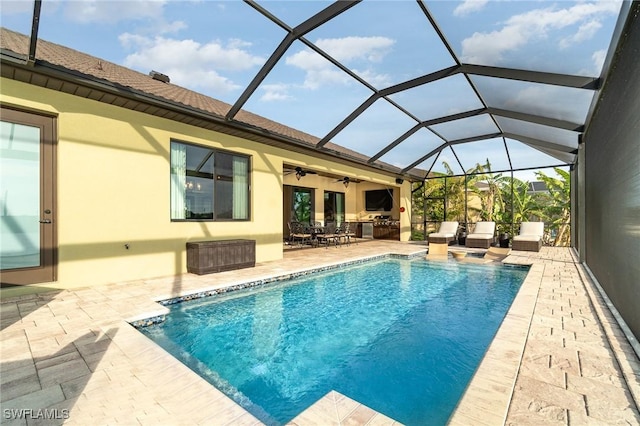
[438,163,462,222]
[535,168,571,246]
[512,178,543,222]
[471,159,507,222]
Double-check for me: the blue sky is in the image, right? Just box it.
[1,0,624,181]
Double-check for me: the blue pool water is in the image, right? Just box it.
[139,257,528,425]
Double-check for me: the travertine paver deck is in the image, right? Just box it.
[1,241,639,425]
[450,248,640,426]
[504,250,640,425]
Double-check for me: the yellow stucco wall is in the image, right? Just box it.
[1,78,410,289]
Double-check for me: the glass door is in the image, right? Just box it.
[292,187,313,224]
[324,191,345,226]
[1,107,56,285]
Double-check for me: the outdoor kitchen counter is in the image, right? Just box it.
[354,221,400,240]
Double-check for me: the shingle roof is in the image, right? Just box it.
[1,27,406,176]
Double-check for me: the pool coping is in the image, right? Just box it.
[131,251,526,321]
[129,250,533,425]
[127,253,416,327]
[447,260,542,425]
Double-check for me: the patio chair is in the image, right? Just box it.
[337,222,356,246]
[427,221,459,245]
[512,222,544,252]
[316,223,340,248]
[345,222,358,245]
[465,221,496,249]
[288,221,312,247]
[459,247,511,264]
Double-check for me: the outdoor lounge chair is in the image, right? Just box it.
[512,221,544,252]
[459,247,511,264]
[427,221,459,245]
[465,221,496,249]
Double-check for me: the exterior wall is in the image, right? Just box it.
[1,78,407,289]
[582,4,640,340]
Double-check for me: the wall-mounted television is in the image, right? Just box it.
[365,189,393,211]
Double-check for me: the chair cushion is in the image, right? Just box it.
[429,232,455,238]
[473,222,495,234]
[438,221,459,234]
[513,234,542,241]
[519,222,544,236]
[466,233,493,240]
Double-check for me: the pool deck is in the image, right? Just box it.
[1,241,639,425]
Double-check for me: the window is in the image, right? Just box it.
[170,141,250,221]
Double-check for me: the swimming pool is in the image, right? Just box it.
[139,257,528,425]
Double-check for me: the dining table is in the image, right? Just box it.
[306,224,325,246]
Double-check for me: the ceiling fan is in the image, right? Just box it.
[285,166,318,180]
[336,176,351,187]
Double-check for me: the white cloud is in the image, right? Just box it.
[354,69,392,88]
[120,34,265,94]
[315,36,395,63]
[260,84,293,102]
[157,20,188,35]
[300,68,351,90]
[58,0,187,36]
[63,0,167,24]
[453,0,489,17]
[461,25,528,64]
[508,85,548,106]
[591,48,607,73]
[461,1,620,64]
[286,49,328,73]
[227,38,252,50]
[165,68,241,94]
[559,20,602,48]
[285,36,395,90]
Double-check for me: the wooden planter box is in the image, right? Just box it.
[187,239,256,275]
